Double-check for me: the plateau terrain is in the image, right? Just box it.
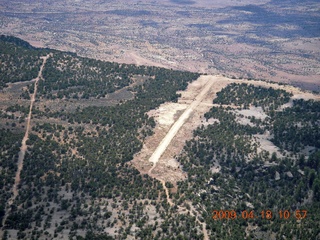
[0,36,319,239]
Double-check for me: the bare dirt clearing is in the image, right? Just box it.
[133,75,320,180]
[131,75,233,184]
[132,74,320,190]
[148,76,217,167]
[132,74,319,239]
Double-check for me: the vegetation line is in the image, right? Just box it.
[1,54,50,230]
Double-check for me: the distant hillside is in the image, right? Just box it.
[1,0,319,91]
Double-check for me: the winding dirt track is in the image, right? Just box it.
[148,76,214,240]
[1,55,50,229]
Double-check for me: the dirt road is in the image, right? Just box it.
[1,54,50,229]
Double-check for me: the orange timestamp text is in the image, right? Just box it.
[212,209,307,220]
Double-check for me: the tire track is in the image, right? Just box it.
[1,54,50,230]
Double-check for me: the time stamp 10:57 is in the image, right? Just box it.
[212,210,307,220]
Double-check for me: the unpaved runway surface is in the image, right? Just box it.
[147,75,215,240]
[133,74,320,240]
[148,76,216,168]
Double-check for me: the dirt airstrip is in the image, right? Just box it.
[131,74,320,186]
[130,75,319,240]
[132,76,227,183]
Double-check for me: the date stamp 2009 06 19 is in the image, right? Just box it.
[212,210,307,220]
